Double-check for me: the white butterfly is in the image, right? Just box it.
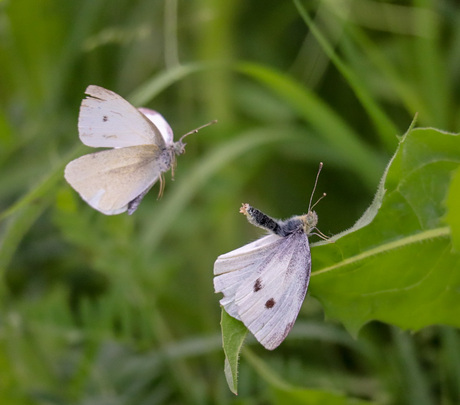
[213,164,325,350]
[64,85,215,215]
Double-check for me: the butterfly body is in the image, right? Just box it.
[241,203,317,237]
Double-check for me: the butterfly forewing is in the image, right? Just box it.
[214,231,311,350]
[78,85,165,148]
[214,234,282,318]
[235,232,310,350]
[64,145,162,215]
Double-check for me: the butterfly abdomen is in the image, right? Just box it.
[240,204,304,237]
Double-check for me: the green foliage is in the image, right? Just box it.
[221,309,247,395]
[244,347,374,405]
[446,166,460,251]
[221,126,460,393]
[313,128,459,335]
[1,0,460,403]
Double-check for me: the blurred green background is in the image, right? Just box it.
[1,0,460,403]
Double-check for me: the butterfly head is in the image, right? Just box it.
[173,140,187,156]
[300,210,318,234]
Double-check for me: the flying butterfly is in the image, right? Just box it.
[213,163,326,350]
[64,85,216,215]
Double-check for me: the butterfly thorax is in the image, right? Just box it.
[158,147,174,172]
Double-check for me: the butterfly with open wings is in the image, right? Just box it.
[65,85,216,215]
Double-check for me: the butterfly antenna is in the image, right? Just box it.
[308,162,324,212]
[311,192,327,211]
[179,119,218,143]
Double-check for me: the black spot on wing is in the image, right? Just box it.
[103,115,108,122]
[253,278,263,292]
[265,298,275,309]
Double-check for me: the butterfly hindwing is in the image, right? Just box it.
[138,108,174,145]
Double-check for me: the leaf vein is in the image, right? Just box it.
[313,226,451,277]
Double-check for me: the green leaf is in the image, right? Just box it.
[446,166,460,251]
[220,308,248,395]
[311,127,460,336]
